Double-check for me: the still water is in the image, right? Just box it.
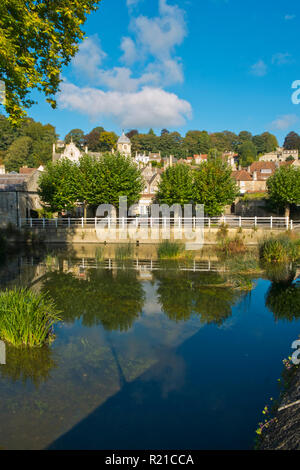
[0,245,299,450]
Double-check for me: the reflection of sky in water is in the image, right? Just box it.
[0,252,299,450]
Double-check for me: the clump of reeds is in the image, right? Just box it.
[0,288,61,347]
[157,240,185,259]
[221,236,247,255]
[115,243,134,260]
[259,237,299,263]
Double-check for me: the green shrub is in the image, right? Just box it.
[0,288,61,347]
[157,240,185,259]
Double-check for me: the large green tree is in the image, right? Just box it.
[267,165,300,217]
[39,152,144,214]
[0,0,101,123]
[238,141,257,166]
[38,158,79,213]
[193,159,238,216]
[156,164,194,207]
[283,131,300,151]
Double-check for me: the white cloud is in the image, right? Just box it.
[72,35,107,79]
[61,0,191,128]
[285,14,296,20]
[120,37,138,65]
[272,52,293,66]
[250,60,267,77]
[270,114,298,130]
[58,82,192,128]
[127,0,142,6]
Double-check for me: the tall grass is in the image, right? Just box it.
[0,288,61,347]
[157,240,185,259]
[259,237,299,263]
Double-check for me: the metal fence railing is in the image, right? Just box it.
[18,216,294,230]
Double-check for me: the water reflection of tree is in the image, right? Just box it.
[42,269,145,332]
[265,280,300,322]
[0,345,56,388]
[155,270,245,325]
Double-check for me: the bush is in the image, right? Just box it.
[221,236,247,255]
[0,288,61,347]
[157,240,185,259]
[259,237,299,263]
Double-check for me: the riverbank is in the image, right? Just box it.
[259,363,300,450]
[9,226,297,246]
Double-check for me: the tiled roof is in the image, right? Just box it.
[250,161,276,172]
[19,167,37,175]
[232,170,252,181]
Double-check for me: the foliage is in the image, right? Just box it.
[283,131,300,151]
[156,164,194,206]
[115,244,135,260]
[0,288,61,347]
[220,236,246,255]
[38,158,79,212]
[259,237,299,263]
[0,115,56,171]
[238,141,257,166]
[0,0,101,123]
[267,166,300,216]
[157,241,185,259]
[193,159,238,216]
[39,153,144,213]
[99,131,118,152]
[65,128,85,147]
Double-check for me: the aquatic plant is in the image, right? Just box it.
[115,243,135,260]
[157,240,185,259]
[0,288,61,347]
[220,236,246,255]
[259,237,299,263]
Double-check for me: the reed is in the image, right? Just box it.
[259,237,299,263]
[0,288,61,347]
[157,240,185,259]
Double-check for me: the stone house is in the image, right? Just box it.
[138,165,162,215]
[0,167,43,226]
[259,147,299,162]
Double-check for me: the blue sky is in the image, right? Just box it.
[28,0,300,144]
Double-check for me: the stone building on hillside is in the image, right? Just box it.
[259,147,299,162]
[117,132,131,157]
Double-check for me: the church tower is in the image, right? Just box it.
[117,131,131,156]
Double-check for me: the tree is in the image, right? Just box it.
[99,131,118,152]
[39,152,144,214]
[252,132,278,154]
[283,131,300,151]
[156,164,194,207]
[193,159,238,216]
[97,153,144,210]
[238,141,257,166]
[38,158,79,213]
[5,136,34,171]
[267,166,300,217]
[84,126,105,152]
[0,0,101,123]
[65,129,85,147]
[184,130,211,155]
[210,131,238,152]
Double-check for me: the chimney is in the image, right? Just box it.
[253,171,257,181]
[169,155,173,167]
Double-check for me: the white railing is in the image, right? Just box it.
[18,216,293,230]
